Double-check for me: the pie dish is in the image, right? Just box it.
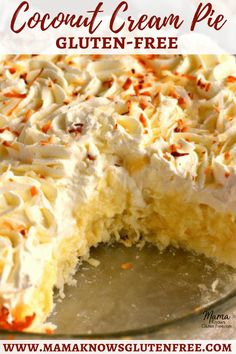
[0,54,236,332]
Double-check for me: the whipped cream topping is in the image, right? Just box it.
[0,54,236,323]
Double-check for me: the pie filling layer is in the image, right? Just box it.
[0,54,236,332]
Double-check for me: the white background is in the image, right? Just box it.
[0,0,235,54]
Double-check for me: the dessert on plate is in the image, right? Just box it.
[0,54,236,332]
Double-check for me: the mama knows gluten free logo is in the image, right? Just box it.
[201,310,233,329]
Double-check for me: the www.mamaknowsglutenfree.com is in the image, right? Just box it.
[0,342,232,353]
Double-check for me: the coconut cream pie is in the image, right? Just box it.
[0,54,236,332]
